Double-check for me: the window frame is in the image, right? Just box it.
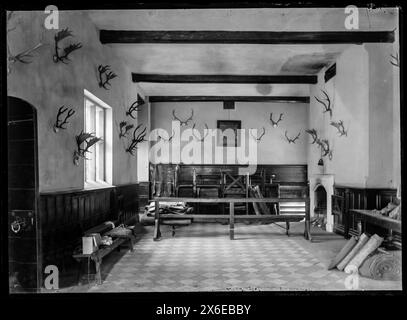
[83,89,113,189]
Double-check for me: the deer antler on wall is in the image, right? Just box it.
[270,113,283,127]
[285,130,301,144]
[73,131,102,165]
[98,65,118,89]
[390,53,399,67]
[330,120,348,137]
[305,129,319,144]
[316,139,333,160]
[192,123,209,142]
[315,90,333,118]
[7,12,44,74]
[53,28,82,63]
[126,94,145,119]
[53,106,75,132]
[250,127,266,142]
[118,121,134,138]
[158,130,175,142]
[172,109,194,126]
[126,124,147,155]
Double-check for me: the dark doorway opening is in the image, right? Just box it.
[8,96,40,292]
[313,185,327,229]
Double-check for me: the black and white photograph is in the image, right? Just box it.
[4,1,404,301]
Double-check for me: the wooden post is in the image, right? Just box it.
[229,202,235,240]
[153,200,161,241]
[304,198,312,241]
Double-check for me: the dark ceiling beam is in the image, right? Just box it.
[101,30,394,44]
[132,74,317,84]
[149,96,310,103]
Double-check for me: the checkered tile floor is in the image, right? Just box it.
[64,222,401,292]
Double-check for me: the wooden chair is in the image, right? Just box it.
[221,171,249,215]
[195,170,222,214]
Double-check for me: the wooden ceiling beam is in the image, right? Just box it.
[149,96,310,103]
[101,30,394,44]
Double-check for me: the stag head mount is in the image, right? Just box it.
[126,124,147,155]
[390,53,399,67]
[330,120,348,137]
[118,121,134,139]
[315,90,333,118]
[305,129,319,144]
[73,131,102,166]
[192,123,209,142]
[250,127,266,142]
[158,130,175,142]
[172,109,194,126]
[316,139,333,160]
[53,28,82,63]
[270,113,283,127]
[53,106,76,132]
[285,130,301,144]
[126,94,145,119]
[98,65,117,90]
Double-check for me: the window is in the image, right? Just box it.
[84,90,112,188]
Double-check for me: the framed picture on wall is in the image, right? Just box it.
[217,120,241,147]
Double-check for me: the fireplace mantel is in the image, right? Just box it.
[309,174,335,232]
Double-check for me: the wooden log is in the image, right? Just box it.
[344,234,384,274]
[337,233,370,271]
[249,186,261,215]
[328,236,357,270]
[254,185,271,215]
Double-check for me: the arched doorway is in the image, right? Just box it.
[8,96,40,292]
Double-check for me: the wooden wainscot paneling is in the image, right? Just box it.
[39,183,139,279]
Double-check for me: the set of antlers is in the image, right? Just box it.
[270,113,283,127]
[390,53,399,67]
[316,139,333,160]
[53,106,75,132]
[305,129,333,160]
[53,28,82,63]
[285,131,301,144]
[250,127,266,142]
[98,65,117,89]
[126,94,145,119]
[73,131,102,165]
[7,12,44,74]
[126,124,147,155]
[192,123,209,142]
[172,109,194,126]
[315,90,333,118]
[330,120,348,136]
[158,130,176,142]
[118,121,134,138]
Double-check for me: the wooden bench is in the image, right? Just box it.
[348,209,401,240]
[72,230,136,285]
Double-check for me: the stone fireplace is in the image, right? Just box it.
[309,174,335,232]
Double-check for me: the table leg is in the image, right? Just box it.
[304,198,312,241]
[93,258,102,285]
[153,200,161,241]
[229,202,235,240]
[286,221,290,236]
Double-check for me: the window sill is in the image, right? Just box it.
[84,181,115,191]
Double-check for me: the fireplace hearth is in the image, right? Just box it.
[309,174,334,232]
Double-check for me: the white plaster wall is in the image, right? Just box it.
[150,101,309,165]
[308,45,370,187]
[7,11,143,192]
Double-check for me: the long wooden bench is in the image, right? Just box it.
[152,197,311,241]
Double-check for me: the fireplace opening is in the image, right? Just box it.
[313,185,327,229]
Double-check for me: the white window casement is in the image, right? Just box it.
[84,89,113,189]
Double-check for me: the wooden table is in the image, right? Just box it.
[152,197,311,241]
[348,209,401,238]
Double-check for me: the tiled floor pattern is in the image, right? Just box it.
[59,222,401,292]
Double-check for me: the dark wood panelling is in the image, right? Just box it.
[149,96,310,103]
[333,186,398,239]
[39,184,139,274]
[101,30,395,44]
[132,74,317,84]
